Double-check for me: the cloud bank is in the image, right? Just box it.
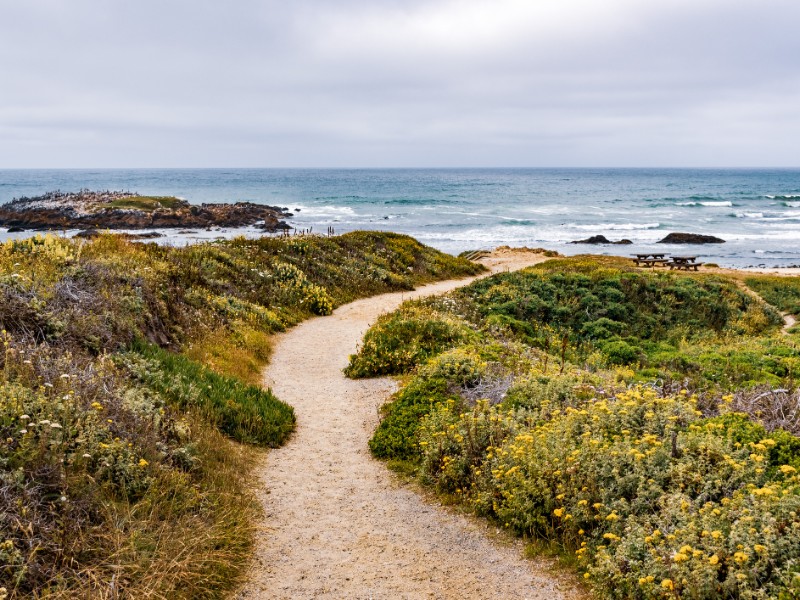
[1,0,798,167]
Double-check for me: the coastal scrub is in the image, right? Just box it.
[353,256,800,597]
[0,230,480,598]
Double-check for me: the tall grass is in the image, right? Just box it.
[124,341,295,447]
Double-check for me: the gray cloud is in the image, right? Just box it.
[1,0,799,167]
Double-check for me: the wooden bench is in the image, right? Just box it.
[667,261,704,271]
[634,258,669,267]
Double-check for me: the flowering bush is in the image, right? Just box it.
[418,386,800,597]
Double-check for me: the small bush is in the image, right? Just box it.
[345,304,478,378]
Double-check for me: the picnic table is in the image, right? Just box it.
[632,253,668,266]
[667,255,704,271]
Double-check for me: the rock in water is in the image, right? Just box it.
[0,190,291,231]
[571,235,612,244]
[658,232,726,244]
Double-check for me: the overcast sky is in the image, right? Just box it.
[1,0,799,168]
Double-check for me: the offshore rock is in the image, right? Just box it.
[571,235,633,245]
[0,189,291,231]
[658,232,726,244]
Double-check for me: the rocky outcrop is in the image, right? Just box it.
[657,232,726,244]
[0,190,292,231]
[571,235,633,245]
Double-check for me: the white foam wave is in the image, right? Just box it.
[292,205,356,217]
[569,222,661,231]
[735,212,764,219]
[676,201,733,207]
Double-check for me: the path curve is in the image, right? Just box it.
[238,251,580,599]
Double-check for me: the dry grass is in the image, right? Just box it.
[184,323,272,386]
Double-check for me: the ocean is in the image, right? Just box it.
[1,168,799,268]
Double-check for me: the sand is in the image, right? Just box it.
[237,250,583,600]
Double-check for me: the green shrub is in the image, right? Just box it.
[345,304,478,378]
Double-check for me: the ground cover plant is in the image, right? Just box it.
[0,231,480,598]
[350,257,800,598]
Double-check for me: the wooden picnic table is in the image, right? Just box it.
[632,253,668,266]
[667,255,703,271]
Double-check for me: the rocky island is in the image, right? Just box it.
[0,189,292,231]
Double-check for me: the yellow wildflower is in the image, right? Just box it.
[673,552,689,563]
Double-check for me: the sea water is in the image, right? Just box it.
[1,168,799,268]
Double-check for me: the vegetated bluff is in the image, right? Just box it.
[0,230,481,599]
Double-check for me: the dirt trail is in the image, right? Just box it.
[726,276,797,334]
[238,250,581,600]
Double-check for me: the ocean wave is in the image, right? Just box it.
[292,205,356,217]
[783,201,800,208]
[313,195,369,201]
[676,201,733,207]
[499,219,537,226]
[732,212,765,219]
[766,194,800,200]
[569,222,661,231]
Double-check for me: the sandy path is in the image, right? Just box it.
[238,251,581,600]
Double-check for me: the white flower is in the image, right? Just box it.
[39,420,50,426]
[60,374,70,379]
[50,422,62,429]
[82,453,92,458]
[19,414,30,420]
[19,429,27,434]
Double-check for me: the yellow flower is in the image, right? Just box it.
[709,554,719,566]
[553,508,564,518]
[605,512,619,521]
[711,530,722,539]
[673,552,689,563]
[661,579,674,591]
[780,465,797,475]
[754,544,767,553]
[138,458,149,467]
[733,552,749,564]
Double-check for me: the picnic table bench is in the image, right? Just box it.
[667,256,704,271]
[632,253,667,266]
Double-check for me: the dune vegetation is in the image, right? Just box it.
[0,231,481,599]
[348,256,800,598]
